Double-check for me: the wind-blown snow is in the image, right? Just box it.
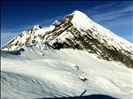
[1,43,132,99]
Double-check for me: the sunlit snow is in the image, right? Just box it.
[1,43,132,99]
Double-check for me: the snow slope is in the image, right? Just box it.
[1,43,132,99]
[71,11,133,58]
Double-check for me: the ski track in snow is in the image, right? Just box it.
[1,43,132,99]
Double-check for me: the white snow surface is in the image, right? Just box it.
[1,43,132,99]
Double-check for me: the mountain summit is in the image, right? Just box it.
[1,10,133,68]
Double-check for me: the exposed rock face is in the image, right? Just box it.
[1,10,133,68]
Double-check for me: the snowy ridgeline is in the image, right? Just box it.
[1,43,132,99]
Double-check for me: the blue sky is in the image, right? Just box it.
[1,1,133,46]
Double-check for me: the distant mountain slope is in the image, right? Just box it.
[1,10,133,68]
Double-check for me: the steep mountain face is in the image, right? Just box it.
[1,10,133,68]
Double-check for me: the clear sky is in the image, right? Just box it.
[1,1,133,46]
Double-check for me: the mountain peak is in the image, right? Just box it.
[71,10,93,30]
[52,20,60,26]
[33,25,41,30]
[73,10,83,14]
[72,10,87,17]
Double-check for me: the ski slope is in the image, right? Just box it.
[1,43,132,99]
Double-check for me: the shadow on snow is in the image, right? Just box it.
[37,90,118,99]
[36,94,118,99]
[1,48,25,55]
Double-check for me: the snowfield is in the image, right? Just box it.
[1,43,132,99]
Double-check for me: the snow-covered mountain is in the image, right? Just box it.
[1,10,133,68]
[1,10,133,99]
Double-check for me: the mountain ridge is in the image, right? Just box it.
[1,10,133,68]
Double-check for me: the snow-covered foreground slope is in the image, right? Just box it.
[1,44,132,99]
